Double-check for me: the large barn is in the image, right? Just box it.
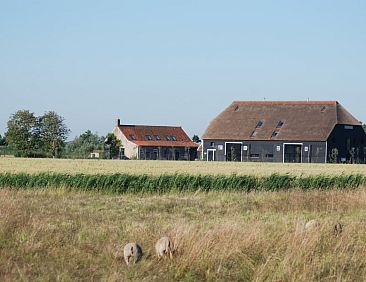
[202,101,366,163]
[113,119,198,160]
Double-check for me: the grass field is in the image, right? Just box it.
[1,157,366,176]
[1,188,366,281]
[1,157,366,281]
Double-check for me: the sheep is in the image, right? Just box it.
[123,242,143,265]
[304,219,320,231]
[155,236,174,259]
[334,222,343,236]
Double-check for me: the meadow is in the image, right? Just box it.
[1,188,366,281]
[1,157,366,281]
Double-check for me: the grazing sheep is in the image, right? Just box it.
[123,243,143,265]
[334,222,343,235]
[304,219,320,231]
[155,236,174,259]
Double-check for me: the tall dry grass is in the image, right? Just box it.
[1,157,366,176]
[1,188,366,281]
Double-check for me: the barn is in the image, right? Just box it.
[202,101,366,163]
[113,119,198,160]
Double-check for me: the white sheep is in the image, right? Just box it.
[123,242,143,265]
[155,236,174,259]
[304,219,320,231]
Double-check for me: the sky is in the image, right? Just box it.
[1,1,365,139]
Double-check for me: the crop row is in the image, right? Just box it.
[0,173,365,193]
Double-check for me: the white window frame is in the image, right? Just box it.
[283,143,303,164]
[207,149,216,161]
[225,142,243,162]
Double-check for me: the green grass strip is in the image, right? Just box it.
[0,172,364,193]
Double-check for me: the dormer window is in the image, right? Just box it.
[145,135,152,141]
[276,121,284,128]
[129,134,136,140]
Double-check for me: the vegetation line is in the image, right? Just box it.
[0,173,364,193]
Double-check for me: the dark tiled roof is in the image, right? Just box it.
[203,101,361,141]
[118,125,198,147]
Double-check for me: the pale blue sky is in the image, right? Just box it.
[1,1,365,139]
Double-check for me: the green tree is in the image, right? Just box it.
[39,111,69,158]
[192,135,201,143]
[104,133,122,159]
[5,110,39,155]
[64,130,104,158]
[0,134,7,146]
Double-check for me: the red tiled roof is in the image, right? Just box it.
[118,125,198,148]
[203,101,361,141]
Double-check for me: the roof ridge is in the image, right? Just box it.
[232,101,337,105]
[119,124,182,128]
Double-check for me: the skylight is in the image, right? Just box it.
[250,131,257,137]
[165,135,171,141]
[271,131,279,137]
[171,136,177,141]
[256,121,264,128]
[154,135,160,140]
[129,134,136,140]
[276,121,284,128]
[145,135,152,141]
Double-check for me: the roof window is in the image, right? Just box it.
[250,131,257,137]
[129,134,136,140]
[165,135,172,141]
[276,121,284,128]
[154,135,160,140]
[145,135,152,141]
[256,121,264,128]
[171,136,177,141]
[271,131,279,137]
[234,105,240,112]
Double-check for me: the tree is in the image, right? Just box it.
[104,133,122,159]
[5,110,69,158]
[0,134,7,146]
[192,135,201,143]
[64,130,104,158]
[5,110,39,154]
[39,111,70,158]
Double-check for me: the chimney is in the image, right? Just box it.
[117,118,121,126]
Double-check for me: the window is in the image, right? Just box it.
[171,136,177,141]
[165,135,171,141]
[250,131,257,137]
[321,106,326,113]
[256,121,264,128]
[234,105,240,112]
[276,121,284,128]
[265,154,274,158]
[154,135,160,140]
[271,131,279,137]
[145,135,152,140]
[129,134,136,140]
[210,142,215,147]
[250,153,260,158]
